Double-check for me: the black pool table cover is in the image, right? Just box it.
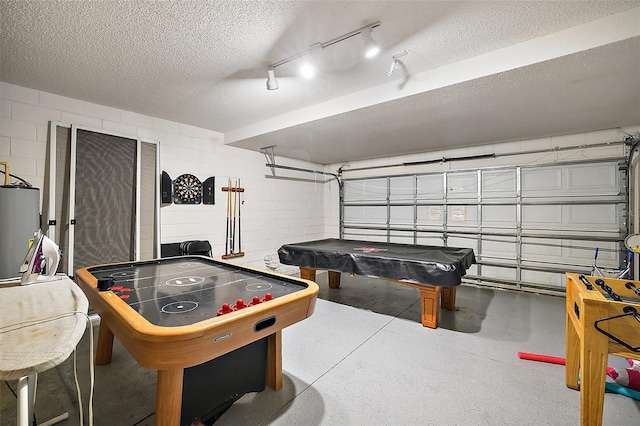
[278,238,476,286]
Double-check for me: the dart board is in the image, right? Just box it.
[173,173,202,204]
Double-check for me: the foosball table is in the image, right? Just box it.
[565,273,640,426]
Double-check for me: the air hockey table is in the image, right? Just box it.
[75,256,318,426]
[278,238,475,328]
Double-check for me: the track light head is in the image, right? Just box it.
[266,68,278,90]
[362,27,380,58]
[299,44,322,79]
[299,61,316,79]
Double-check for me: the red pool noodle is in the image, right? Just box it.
[518,352,566,365]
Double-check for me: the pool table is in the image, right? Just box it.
[278,238,475,328]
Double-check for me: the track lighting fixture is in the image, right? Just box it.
[361,27,380,58]
[266,68,278,90]
[266,21,381,90]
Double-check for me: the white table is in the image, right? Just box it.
[0,276,89,426]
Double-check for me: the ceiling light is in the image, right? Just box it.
[299,43,321,79]
[299,61,316,79]
[362,27,380,58]
[266,68,279,90]
[266,21,381,90]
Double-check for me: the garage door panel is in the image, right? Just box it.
[482,169,517,198]
[448,205,476,225]
[567,163,619,194]
[344,178,387,202]
[521,270,564,288]
[390,176,414,202]
[416,235,446,246]
[522,205,562,225]
[390,232,416,245]
[447,172,477,199]
[343,205,387,225]
[567,204,619,227]
[390,205,413,225]
[521,241,562,262]
[417,206,444,225]
[482,205,517,227]
[447,236,476,251]
[521,167,562,195]
[482,237,517,260]
[482,265,517,281]
[417,175,444,200]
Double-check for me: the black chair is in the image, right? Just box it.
[179,240,212,257]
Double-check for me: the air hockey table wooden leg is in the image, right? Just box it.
[419,286,441,328]
[266,331,283,390]
[96,321,115,365]
[155,368,183,426]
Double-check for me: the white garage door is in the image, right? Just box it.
[341,159,628,292]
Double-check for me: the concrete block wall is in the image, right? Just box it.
[0,81,327,269]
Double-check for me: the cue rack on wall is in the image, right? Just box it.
[222,179,244,259]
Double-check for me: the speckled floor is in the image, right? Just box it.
[2,273,639,425]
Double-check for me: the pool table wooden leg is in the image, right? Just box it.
[266,331,283,390]
[441,286,457,310]
[300,268,341,288]
[419,286,441,328]
[96,321,114,365]
[327,270,341,288]
[155,368,183,426]
[299,267,316,282]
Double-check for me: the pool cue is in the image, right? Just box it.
[225,178,231,255]
[232,179,238,253]
[237,179,242,253]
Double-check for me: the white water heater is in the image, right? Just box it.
[0,185,40,279]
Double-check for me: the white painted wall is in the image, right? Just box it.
[0,81,327,269]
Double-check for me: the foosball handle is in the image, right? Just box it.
[578,274,593,290]
[594,307,640,353]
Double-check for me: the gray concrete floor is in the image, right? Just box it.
[2,273,639,425]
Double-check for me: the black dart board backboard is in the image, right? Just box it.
[173,173,202,204]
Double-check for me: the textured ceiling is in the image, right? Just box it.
[1,1,639,165]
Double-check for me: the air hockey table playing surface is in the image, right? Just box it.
[75,256,318,425]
